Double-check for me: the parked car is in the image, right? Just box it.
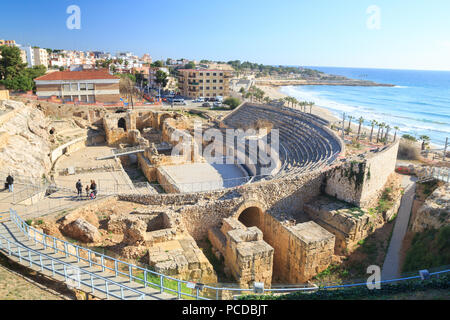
[213,101,223,108]
[172,98,187,105]
[202,102,211,108]
[193,97,205,103]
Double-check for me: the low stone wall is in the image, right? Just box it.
[409,184,450,233]
[305,192,402,254]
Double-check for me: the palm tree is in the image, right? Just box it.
[347,115,353,132]
[384,125,391,144]
[283,97,291,107]
[393,126,399,141]
[308,102,315,114]
[357,117,364,140]
[376,122,383,143]
[419,135,430,151]
[369,120,377,142]
[264,96,271,104]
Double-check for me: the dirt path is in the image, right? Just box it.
[381,175,417,280]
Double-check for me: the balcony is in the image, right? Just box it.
[188,82,200,86]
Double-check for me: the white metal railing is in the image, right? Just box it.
[8,208,209,300]
[0,234,146,300]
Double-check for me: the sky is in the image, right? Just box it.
[1,0,450,71]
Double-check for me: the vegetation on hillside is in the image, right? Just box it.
[402,226,450,273]
[226,60,344,79]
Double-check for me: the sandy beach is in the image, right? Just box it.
[257,85,401,141]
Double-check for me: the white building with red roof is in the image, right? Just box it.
[34,69,120,104]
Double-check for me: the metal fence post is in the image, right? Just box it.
[160,275,164,294]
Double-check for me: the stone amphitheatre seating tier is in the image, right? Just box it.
[223,104,342,178]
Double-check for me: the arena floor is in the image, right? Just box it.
[159,162,248,193]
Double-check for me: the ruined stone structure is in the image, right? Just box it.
[103,103,401,287]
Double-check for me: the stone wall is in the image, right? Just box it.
[208,218,273,288]
[409,184,450,233]
[325,141,399,208]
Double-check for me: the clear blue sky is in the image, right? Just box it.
[1,0,450,70]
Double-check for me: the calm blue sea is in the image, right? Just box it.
[280,67,450,147]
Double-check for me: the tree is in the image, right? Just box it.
[224,97,241,109]
[347,115,353,132]
[357,117,364,140]
[419,135,430,151]
[393,126,399,141]
[308,101,315,114]
[155,70,168,88]
[369,120,377,142]
[184,61,196,69]
[0,46,27,80]
[239,87,246,95]
[151,60,164,68]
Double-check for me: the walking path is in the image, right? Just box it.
[381,175,417,280]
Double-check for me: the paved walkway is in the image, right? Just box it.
[381,175,417,280]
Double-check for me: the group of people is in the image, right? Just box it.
[76,179,97,199]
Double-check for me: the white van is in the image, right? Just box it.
[172,98,187,105]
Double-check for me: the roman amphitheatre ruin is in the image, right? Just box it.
[0,95,411,298]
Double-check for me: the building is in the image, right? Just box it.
[33,47,49,67]
[34,69,120,104]
[177,69,232,98]
[0,40,17,47]
[22,46,48,68]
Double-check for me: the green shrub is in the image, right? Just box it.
[223,97,241,109]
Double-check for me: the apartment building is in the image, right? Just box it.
[0,40,17,47]
[177,69,232,98]
[34,69,120,104]
[22,46,48,68]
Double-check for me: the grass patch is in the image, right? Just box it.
[402,226,450,273]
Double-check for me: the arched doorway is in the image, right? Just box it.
[118,118,127,131]
[238,206,263,229]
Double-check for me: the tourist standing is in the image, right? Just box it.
[6,174,14,193]
[76,179,83,198]
[85,185,90,198]
[90,180,97,199]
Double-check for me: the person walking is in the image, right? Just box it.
[76,179,83,198]
[85,185,90,198]
[90,180,97,199]
[6,174,14,193]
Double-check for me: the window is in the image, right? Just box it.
[206,87,210,90]
[88,95,95,103]
[79,83,87,91]
[213,80,217,83]
[206,73,210,76]
[199,73,203,76]
[213,87,216,90]
[220,87,223,90]
[71,83,78,91]
[219,80,223,83]
[200,79,203,83]
[213,73,217,76]
[62,84,70,91]
[87,83,94,90]
[80,95,87,102]
[220,73,223,76]
[206,80,210,83]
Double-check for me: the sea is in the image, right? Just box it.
[279,67,450,148]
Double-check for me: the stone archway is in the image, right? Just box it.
[118,117,127,131]
[238,206,263,229]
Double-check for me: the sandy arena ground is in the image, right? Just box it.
[159,162,247,192]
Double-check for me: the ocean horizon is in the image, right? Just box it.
[280,66,450,148]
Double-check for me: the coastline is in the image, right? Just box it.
[259,85,444,150]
